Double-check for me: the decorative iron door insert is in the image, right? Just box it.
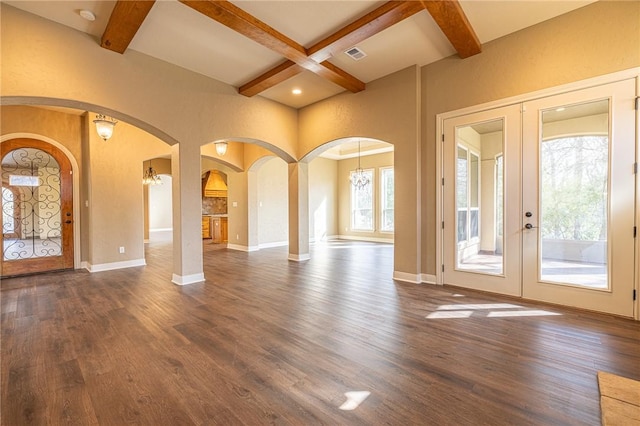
[1,139,73,277]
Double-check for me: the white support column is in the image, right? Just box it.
[171,143,204,285]
[288,162,310,261]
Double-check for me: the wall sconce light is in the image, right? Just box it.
[93,114,118,141]
[215,142,228,156]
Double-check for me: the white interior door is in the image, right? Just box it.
[443,104,522,296]
[521,79,636,317]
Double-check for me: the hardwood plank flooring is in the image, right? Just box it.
[2,239,639,425]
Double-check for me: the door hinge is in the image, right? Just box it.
[442,178,445,186]
[634,289,637,301]
[634,226,637,238]
[634,163,638,174]
[442,221,445,229]
[442,264,445,272]
[635,96,639,110]
[442,134,445,142]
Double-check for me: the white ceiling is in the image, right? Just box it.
[4,0,596,110]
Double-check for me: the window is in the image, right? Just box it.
[456,145,480,243]
[350,169,374,231]
[380,167,394,232]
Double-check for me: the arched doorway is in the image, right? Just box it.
[1,138,74,277]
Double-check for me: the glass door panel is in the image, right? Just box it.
[539,100,609,289]
[2,148,62,261]
[455,122,504,275]
[522,79,635,317]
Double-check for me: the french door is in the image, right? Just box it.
[521,80,636,316]
[443,104,522,297]
[1,138,74,277]
[443,79,636,317]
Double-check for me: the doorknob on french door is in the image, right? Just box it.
[524,223,537,229]
[525,211,533,217]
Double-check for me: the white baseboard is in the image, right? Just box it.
[227,244,259,252]
[259,241,288,249]
[172,273,205,285]
[421,274,438,285]
[86,258,146,273]
[150,228,172,232]
[288,253,310,261]
[337,235,394,244]
[393,271,421,283]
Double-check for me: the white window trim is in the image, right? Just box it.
[380,166,394,233]
[350,168,375,232]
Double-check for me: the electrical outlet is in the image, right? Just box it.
[119,246,125,254]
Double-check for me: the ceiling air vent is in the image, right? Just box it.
[344,46,367,61]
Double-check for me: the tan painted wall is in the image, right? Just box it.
[338,152,394,241]
[86,112,170,266]
[309,157,338,241]
[421,0,640,275]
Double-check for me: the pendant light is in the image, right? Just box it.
[350,140,370,189]
[143,160,162,185]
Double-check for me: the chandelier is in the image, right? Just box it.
[350,140,370,189]
[93,114,117,141]
[142,160,162,185]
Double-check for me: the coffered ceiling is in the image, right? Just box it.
[4,0,596,109]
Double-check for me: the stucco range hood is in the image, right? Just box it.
[203,171,227,198]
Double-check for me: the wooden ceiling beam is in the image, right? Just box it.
[421,0,481,58]
[307,1,424,63]
[239,60,303,97]
[237,1,423,97]
[101,1,156,53]
[180,0,365,95]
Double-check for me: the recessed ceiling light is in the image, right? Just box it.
[79,10,96,21]
[292,88,302,95]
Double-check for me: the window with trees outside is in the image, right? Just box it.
[380,167,394,232]
[350,169,374,231]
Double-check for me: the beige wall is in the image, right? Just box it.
[421,0,640,275]
[338,152,394,241]
[86,112,170,266]
[309,157,338,241]
[257,157,288,245]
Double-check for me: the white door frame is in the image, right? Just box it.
[435,68,640,320]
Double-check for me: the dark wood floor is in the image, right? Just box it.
[2,238,639,425]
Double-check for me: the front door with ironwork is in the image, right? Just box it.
[1,139,74,277]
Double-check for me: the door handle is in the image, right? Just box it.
[524,223,537,229]
[65,220,72,224]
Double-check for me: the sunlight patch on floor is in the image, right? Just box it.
[339,391,371,411]
[426,303,561,319]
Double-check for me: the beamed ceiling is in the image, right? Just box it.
[4,0,596,109]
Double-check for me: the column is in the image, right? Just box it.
[288,162,310,261]
[171,142,204,285]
